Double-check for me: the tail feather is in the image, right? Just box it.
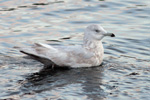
[15,43,61,67]
[20,50,53,67]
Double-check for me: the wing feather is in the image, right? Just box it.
[19,43,94,68]
[20,43,69,67]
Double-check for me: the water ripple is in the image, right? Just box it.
[0,0,149,99]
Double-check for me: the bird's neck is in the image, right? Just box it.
[83,38,103,50]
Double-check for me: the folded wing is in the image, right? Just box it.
[19,43,94,68]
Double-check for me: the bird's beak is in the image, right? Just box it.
[104,33,115,37]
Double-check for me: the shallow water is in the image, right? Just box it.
[0,0,150,100]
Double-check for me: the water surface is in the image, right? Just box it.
[0,0,150,100]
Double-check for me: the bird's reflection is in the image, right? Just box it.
[20,65,106,100]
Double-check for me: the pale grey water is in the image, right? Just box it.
[0,0,150,100]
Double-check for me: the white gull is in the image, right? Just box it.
[19,24,115,68]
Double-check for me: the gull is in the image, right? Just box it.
[19,25,115,68]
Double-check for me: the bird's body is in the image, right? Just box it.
[19,25,115,68]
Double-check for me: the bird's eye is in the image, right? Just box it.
[95,30,100,33]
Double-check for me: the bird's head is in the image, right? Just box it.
[84,24,115,41]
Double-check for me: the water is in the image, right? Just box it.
[0,0,150,99]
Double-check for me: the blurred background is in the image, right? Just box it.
[0,0,149,100]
